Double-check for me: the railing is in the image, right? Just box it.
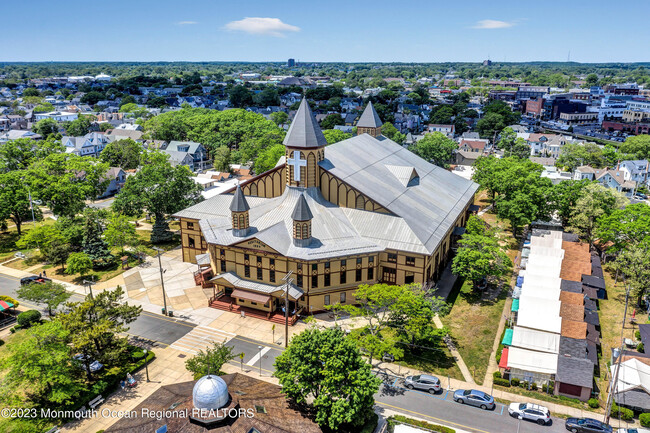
[0,316,17,330]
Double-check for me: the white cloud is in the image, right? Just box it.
[224,17,300,37]
[177,21,198,25]
[471,19,515,29]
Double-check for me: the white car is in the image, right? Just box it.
[508,402,551,425]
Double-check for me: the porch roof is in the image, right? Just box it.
[211,271,304,301]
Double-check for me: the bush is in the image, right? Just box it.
[493,371,502,379]
[638,342,645,353]
[0,339,4,347]
[0,295,19,308]
[388,415,455,433]
[494,378,511,387]
[510,377,520,387]
[610,404,633,421]
[521,381,529,389]
[131,351,145,361]
[531,382,538,391]
[640,413,650,427]
[17,310,41,328]
[636,330,641,340]
[588,398,599,408]
[357,413,378,433]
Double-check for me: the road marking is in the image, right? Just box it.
[246,346,271,366]
[121,332,169,348]
[375,401,492,433]
[227,360,274,374]
[231,334,284,351]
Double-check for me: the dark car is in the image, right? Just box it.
[20,275,51,286]
[565,417,612,433]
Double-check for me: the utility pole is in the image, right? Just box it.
[281,271,294,348]
[605,283,632,424]
[153,247,168,316]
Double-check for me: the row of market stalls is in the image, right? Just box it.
[499,227,605,401]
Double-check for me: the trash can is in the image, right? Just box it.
[168,310,174,317]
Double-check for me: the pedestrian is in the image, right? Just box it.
[43,270,47,277]
[39,272,42,278]
[119,379,126,390]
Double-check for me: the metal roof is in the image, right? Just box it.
[211,271,303,300]
[230,185,250,212]
[357,101,383,128]
[282,98,327,148]
[556,356,593,388]
[291,192,313,221]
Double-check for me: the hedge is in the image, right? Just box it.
[388,415,455,433]
[510,377,520,387]
[0,295,19,308]
[493,371,501,380]
[17,310,41,328]
[588,398,599,409]
[357,413,378,433]
[494,378,511,387]
[640,413,650,427]
[610,403,633,421]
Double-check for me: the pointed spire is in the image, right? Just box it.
[357,101,383,128]
[283,98,328,148]
[229,185,249,212]
[291,193,313,221]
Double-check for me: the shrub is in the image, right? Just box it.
[131,351,145,361]
[610,404,633,421]
[521,381,529,389]
[0,295,19,308]
[0,339,4,347]
[358,413,378,433]
[588,398,599,408]
[494,378,511,387]
[388,415,455,433]
[493,371,502,379]
[17,310,41,328]
[511,377,520,387]
[640,413,650,427]
[531,382,538,391]
[636,330,641,340]
[638,342,645,353]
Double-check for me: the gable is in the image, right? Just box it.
[232,238,282,254]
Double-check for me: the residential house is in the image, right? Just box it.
[163,150,195,170]
[62,132,111,157]
[573,166,637,196]
[99,167,127,198]
[617,160,649,186]
[34,111,78,122]
[610,357,650,412]
[427,124,455,138]
[0,130,41,143]
[458,138,488,153]
[525,134,567,158]
[165,140,211,172]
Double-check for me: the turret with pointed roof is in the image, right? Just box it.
[356,102,383,138]
[230,185,250,237]
[292,193,313,247]
[284,98,327,188]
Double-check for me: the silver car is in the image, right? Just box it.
[453,389,495,410]
[404,374,441,394]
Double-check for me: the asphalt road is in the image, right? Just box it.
[0,273,195,346]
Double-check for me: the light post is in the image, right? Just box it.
[258,345,262,376]
[281,271,294,348]
[143,349,150,382]
[82,279,95,300]
[152,247,168,316]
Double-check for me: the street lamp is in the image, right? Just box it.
[152,247,168,316]
[258,345,262,376]
[82,279,95,300]
[143,349,150,382]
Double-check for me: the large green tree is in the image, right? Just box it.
[99,138,143,170]
[596,203,650,255]
[620,135,650,160]
[380,122,406,144]
[568,183,628,246]
[81,208,113,264]
[556,142,605,171]
[0,138,64,172]
[65,116,93,137]
[550,179,592,225]
[274,327,381,431]
[104,213,138,254]
[16,281,71,317]
[185,342,236,379]
[253,143,285,174]
[0,171,42,235]
[411,131,458,168]
[112,152,203,242]
[32,118,59,137]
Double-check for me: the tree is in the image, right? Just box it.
[380,122,406,144]
[80,91,104,105]
[66,252,92,276]
[274,327,381,431]
[104,213,138,255]
[620,135,650,160]
[476,112,506,141]
[411,132,458,168]
[254,87,280,106]
[322,129,351,144]
[612,240,650,305]
[596,203,650,255]
[112,153,203,243]
[429,105,454,124]
[32,118,59,137]
[568,183,628,246]
[270,111,288,126]
[452,215,512,285]
[65,116,92,137]
[320,113,344,130]
[212,146,231,172]
[0,138,64,172]
[23,87,40,97]
[0,171,42,236]
[119,94,136,108]
[185,342,236,379]
[253,143,285,174]
[16,281,71,317]
[557,142,605,171]
[99,138,143,170]
[550,179,591,225]
[81,208,112,265]
[26,153,109,217]
[33,102,54,113]
[228,85,254,108]
[586,73,599,87]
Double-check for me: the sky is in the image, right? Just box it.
[3,0,649,63]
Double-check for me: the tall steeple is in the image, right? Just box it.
[357,101,383,138]
[291,193,313,247]
[284,98,327,188]
[230,185,250,237]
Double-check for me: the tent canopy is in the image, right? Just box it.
[511,326,560,354]
[507,347,558,375]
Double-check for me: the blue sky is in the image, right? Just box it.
[3,0,648,63]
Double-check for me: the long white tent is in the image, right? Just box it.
[511,326,561,354]
[517,296,562,334]
[508,347,559,375]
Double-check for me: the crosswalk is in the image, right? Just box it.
[169,326,235,355]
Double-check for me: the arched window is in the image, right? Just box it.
[355,195,365,209]
[250,183,258,196]
[302,223,309,239]
[239,214,245,228]
[233,215,238,229]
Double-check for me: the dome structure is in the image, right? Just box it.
[192,375,229,410]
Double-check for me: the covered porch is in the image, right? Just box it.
[208,271,304,325]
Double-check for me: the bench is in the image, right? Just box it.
[89,395,104,410]
[45,428,60,433]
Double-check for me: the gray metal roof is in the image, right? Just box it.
[291,192,313,221]
[556,355,594,388]
[357,102,383,128]
[282,98,327,148]
[230,185,250,212]
[319,134,478,254]
[211,271,303,300]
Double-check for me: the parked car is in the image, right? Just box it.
[453,389,495,410]
[73,354,104,373]
[404,374,441,394]
[635,193,647,200]
[508,402,551,425]
[20,275,51,286]
[565,417,612,433]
